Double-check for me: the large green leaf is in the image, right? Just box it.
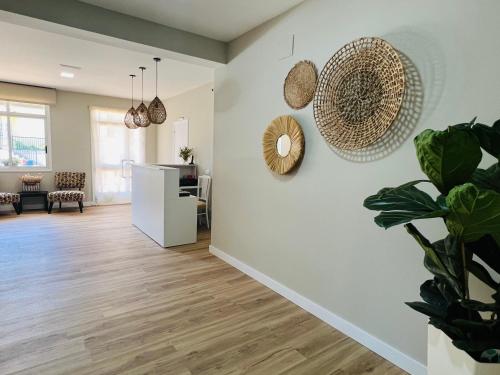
[405,224,464,297]
[467,235,500,274]
[414,127,482,194]
[452,319,500,338]
[472,122,500,159]
[446,183,500,242]
[429,317,465,339]
[433,235,464,281]
[460,300,499,312]
[406,301,446,319]
[494,233,500,246]
[467,260,499,290]
[420,279,449,311]
[472,163,500,193]
[373,210,447,229]
[363,181,447,229]
[405,223,446,272]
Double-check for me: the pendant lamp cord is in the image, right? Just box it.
[155,60,158,97]
[141,68,144,102]
[129,74,135,107]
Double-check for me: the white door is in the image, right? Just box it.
[90,107,146,205]
[173,118,189,164]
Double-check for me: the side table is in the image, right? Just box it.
[18,191,49,213]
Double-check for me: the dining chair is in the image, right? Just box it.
[197,175,211,229]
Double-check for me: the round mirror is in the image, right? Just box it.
[263,115,305,175]
[276,134,292,157]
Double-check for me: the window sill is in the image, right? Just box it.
[0,168,52,173]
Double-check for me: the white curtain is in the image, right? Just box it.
[90,107,146,205]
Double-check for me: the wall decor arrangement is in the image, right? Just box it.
[313,37,405,150]
[283,60,318,110]
[263,115,305,175]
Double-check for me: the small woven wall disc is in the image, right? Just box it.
[284,60,318,110]
[313,37,405,150]
[263,115,305,175]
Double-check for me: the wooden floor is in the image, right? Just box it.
[0,205,406,375]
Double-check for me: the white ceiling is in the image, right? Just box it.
[79,0,305,42]
[0,21,214,100]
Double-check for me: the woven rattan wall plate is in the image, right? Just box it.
[263,115,305,175]
[313,37,405,150]
[284,60,318,110]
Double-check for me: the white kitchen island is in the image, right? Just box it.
[132,164,197,247]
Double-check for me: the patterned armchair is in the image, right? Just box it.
[0,192,21,215]
[48,172,85,213]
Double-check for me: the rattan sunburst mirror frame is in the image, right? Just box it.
[313,37,405,150]
[263,115,305,175]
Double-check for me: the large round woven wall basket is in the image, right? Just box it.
[263,115,305,175]
[313,37,405,150]
[284,60,318,110]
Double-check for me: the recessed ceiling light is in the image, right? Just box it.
[60,71,75,78]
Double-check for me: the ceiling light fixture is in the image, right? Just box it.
[60,71,75,78]
[124,74,138,129]
[133,66,150,127]
[147,57,167,124]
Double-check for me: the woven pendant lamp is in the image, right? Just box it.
[148,57,167,124]
[134,67,151,127]
[124,74,138,129]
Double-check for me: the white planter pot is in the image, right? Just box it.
[428,325,499,375]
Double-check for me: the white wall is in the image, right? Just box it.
[212,0,500,369]
[157,83,214,175]
[0,90,157,201]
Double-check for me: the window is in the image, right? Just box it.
[0,100,51,170]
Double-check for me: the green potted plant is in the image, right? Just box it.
[364,119,500,374]
[179,146,193,164]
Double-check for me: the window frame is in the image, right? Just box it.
[0,101,52,172]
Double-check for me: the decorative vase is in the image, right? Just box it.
[428,325,499,375]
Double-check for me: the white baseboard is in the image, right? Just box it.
[209,245,426,375]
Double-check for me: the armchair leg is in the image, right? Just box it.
[59,201,62,209]
[48,202,54,214]
[13,202,20,215]
[78,201,83,213]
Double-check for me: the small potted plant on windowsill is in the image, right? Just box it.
[179,146,193,165]
[364,118,500,374]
